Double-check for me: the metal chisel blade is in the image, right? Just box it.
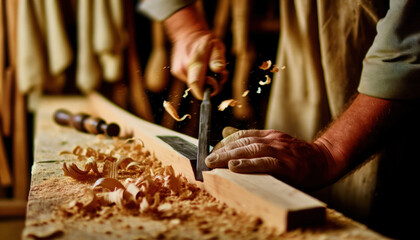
[196,87,211,181]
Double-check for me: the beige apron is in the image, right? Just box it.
[266,0,388,222]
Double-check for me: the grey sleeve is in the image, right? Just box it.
[358,0,420,100]
[137,0,196,21]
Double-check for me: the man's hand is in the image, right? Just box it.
[205,129,336,189]
[164,4,228,99]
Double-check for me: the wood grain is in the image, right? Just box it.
[203,169,325,233]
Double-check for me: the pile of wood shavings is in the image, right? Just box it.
[52,137,282,239]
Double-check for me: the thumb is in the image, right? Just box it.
[228,157,281,173]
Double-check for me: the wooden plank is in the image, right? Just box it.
[203,169,325,233]
[88,92,325,232]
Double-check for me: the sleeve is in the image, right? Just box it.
[358,0,420,100]
[137,0,196,21]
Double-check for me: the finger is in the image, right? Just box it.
[218,69,229,87]
[212,129,273,151]
[187,62,206,100]
[208,39,226,73]
[222,126,240,138]
[187,37,213,100]
[228,157,282,173]
[206,143,268,168]
[205,76,220,96]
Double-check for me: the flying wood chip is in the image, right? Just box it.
[163,100,191,121]
[218,99,239,111]
[259,75,272,85]
[259,60,272,70]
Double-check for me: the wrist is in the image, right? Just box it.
[163,4,209,43]
[313,137,347,183]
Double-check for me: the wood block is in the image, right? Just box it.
[204,169,326,233]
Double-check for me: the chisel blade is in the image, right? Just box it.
[196,87,212,181]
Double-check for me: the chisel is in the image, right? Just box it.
[196,87,212,181]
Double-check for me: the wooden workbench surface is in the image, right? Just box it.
[22,96,389,239]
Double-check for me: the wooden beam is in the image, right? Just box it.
[203,169,325,232]
[87,92,326,233]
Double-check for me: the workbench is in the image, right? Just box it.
[22,95,389,239]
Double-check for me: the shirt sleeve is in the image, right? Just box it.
[358,0,420,100]
[137,0,196,21]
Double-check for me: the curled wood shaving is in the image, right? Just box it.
[183,88,191,98]
[259,75,271,85]
[96,188,135,209]
[62,159,101,180]
[270,65,280,73]
[126,161,143,170]
[72,145,84,156]
[93,177,125,191]
[163,100,191,121]
[126,183,141,200]
[259,60,272,70]
[59,150,72,155]
[116,156,134,170]
[218,99,239,111]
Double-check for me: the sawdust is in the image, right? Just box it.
[26,137,283,239]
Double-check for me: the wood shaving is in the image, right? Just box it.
[270,65,280,73]
[218,99,239,111]
[259,60,272,70]
[52,137,283,239]
[163,100,191,121]
[242,90,249,97]
[183,88,191,98]
[259,75,271,85]
[257,87,262,94]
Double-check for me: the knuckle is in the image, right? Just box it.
[237,137,252,148]
[246,143,263,155]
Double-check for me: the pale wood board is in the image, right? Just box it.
[203,169,325,232]
[23,95,389,239]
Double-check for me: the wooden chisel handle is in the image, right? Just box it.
[54,109,120,137]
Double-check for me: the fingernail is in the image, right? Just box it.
[229,160,241,167]
[206,154,217,162]
[211,60,225,70]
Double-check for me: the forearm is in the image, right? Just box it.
[315,93,405,181]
